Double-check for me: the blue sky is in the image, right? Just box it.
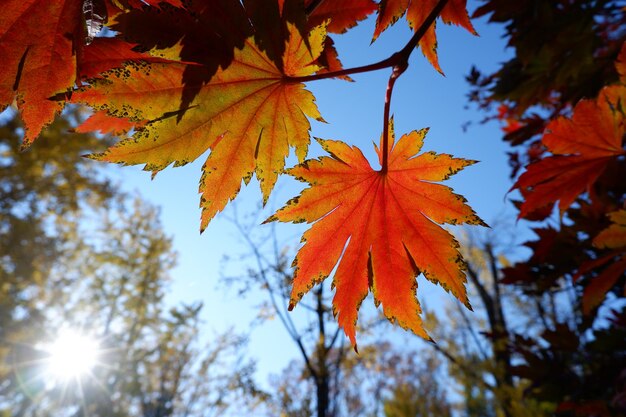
[109,1,523,387]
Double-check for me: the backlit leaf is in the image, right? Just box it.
[268,122,485,346]
[73,23,326,231]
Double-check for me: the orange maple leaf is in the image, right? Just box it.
[514,89,625,218]
[267,123,485,346]
[73,23,325,231]
[0,0,84,145]
[373,0,476,73]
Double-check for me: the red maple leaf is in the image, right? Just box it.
[514,89,625,218]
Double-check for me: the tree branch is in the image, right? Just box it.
[284,0,450,83]
[425,340,496,391]
[229,213,320,381]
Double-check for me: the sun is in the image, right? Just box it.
[44,329,100,380]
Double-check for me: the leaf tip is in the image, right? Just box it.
[84,151,105,161]
[19,139,34,152]
[262,214,277,224]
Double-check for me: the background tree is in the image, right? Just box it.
[0,109,259,417]
[421,227,555,417]
[0,107,113,413]
[379,351,452,417]
[222,207,455,417]
[222,208,353,417]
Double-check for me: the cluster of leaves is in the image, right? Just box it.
[0,0,483,345]
[469,0,626,414]
[512,45,626,313]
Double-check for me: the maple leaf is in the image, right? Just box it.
[267,123,485,346]
[0,0,84,145]
[576,210,626,314]
[514,89,626,218]
[107,0,253,113]
[244,0,310,74]
[373,0,477,73]
[73,23,325,231]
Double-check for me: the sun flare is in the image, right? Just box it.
[45,329,100,380]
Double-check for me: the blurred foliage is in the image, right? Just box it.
[468,1,626,414]
[0,108,260,416]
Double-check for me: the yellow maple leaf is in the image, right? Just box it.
[74,23,326,230]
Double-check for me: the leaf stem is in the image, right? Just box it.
[381,62,406,173]
[287,0,450,172]
[284,55,396,83]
